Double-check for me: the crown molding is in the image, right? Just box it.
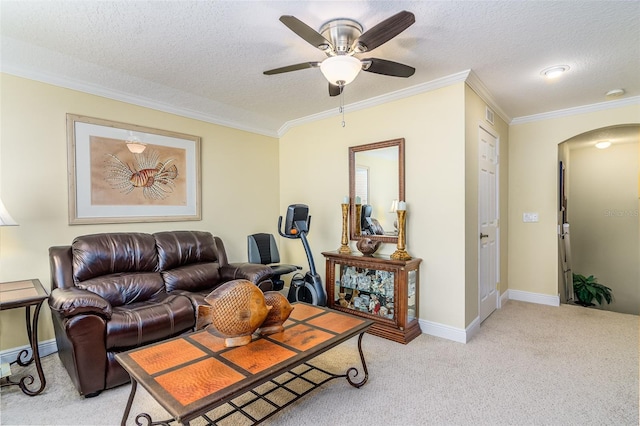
[0,63,279,138]
[4,60,502,138]
[465,70,512,124]
[278,70,472,137]
[511,96,640,125]
[8,53,633,138]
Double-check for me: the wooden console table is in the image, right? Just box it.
[323,251,422,344]
[116,303,373,425]
[0,279,48,396]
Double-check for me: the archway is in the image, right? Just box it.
[558,124,639,314]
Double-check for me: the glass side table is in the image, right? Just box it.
[0,279,48,396]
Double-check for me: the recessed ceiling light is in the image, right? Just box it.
[595,141,611,149]
[541,65,570,79]
[605,89,625,98]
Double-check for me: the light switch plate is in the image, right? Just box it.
[523,212,539,223]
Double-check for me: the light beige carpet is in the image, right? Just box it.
[1,300,638,425]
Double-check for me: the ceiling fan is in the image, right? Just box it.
[264,10,416,96]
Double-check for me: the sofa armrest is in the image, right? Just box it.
[49,287,113,320]
[221,262,273,285]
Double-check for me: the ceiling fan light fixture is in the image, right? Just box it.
[320,55,362,86]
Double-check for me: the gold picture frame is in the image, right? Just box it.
[66,114,201,224]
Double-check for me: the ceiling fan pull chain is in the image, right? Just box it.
[340,87,346,127]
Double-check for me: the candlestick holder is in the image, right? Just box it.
[338,203,351,254]
[354,203,362,237]
[390,209,412,260]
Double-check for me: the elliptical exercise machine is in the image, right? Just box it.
[278,204,327,306]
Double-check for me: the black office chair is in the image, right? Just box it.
[247,233,301,291]
[361,204,384,235]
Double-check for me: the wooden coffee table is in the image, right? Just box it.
[115,303,373,425]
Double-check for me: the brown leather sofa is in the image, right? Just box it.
[48,230,273,397]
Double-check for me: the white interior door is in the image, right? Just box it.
[479,126,499,323]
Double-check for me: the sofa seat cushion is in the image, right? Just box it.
[173,287,220,309]
[161,264,221,293]
[106,293,194,349]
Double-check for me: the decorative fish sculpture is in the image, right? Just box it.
[258,291,294,335]
[200,279,271,347]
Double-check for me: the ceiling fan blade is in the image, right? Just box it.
[263,62,320,75]
[329,83,343,97]
[353,10,415,53]
[362,58,415,77]
[279,15,333,52]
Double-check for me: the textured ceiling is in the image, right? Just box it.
[1,1,639,136]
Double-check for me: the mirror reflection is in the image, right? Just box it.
[349,138,405,243]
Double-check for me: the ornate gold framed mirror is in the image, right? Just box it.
[349,137,405,243]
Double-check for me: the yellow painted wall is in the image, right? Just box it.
[280,83,469,329]
[464,85,510,325]
[0,74,280,351]
[4,70,632,353]
[508,103,640,298]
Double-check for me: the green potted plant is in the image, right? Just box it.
[573,273,614,307]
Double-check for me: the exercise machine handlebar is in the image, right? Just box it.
[278,215,317,276]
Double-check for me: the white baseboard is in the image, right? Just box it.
[505,289,560,307]
[0,339,58,365]
[418,289,559,344]
[464,316,481,342]
[419,318,479,344]
[500,289,510,307]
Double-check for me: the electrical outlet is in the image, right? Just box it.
[523,212,539,223]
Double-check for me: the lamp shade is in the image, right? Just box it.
[320,56,362,86]
[0,198,18,226]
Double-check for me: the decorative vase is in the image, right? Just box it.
[202,279,271,347]
[258,291,294,335]
[356,237,381,256]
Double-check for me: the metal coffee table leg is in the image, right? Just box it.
[345,332,369,388]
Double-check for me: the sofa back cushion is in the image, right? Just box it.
[72,233,164,306]
[154,231,222,293]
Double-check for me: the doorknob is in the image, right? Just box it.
[480,233,489,239]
